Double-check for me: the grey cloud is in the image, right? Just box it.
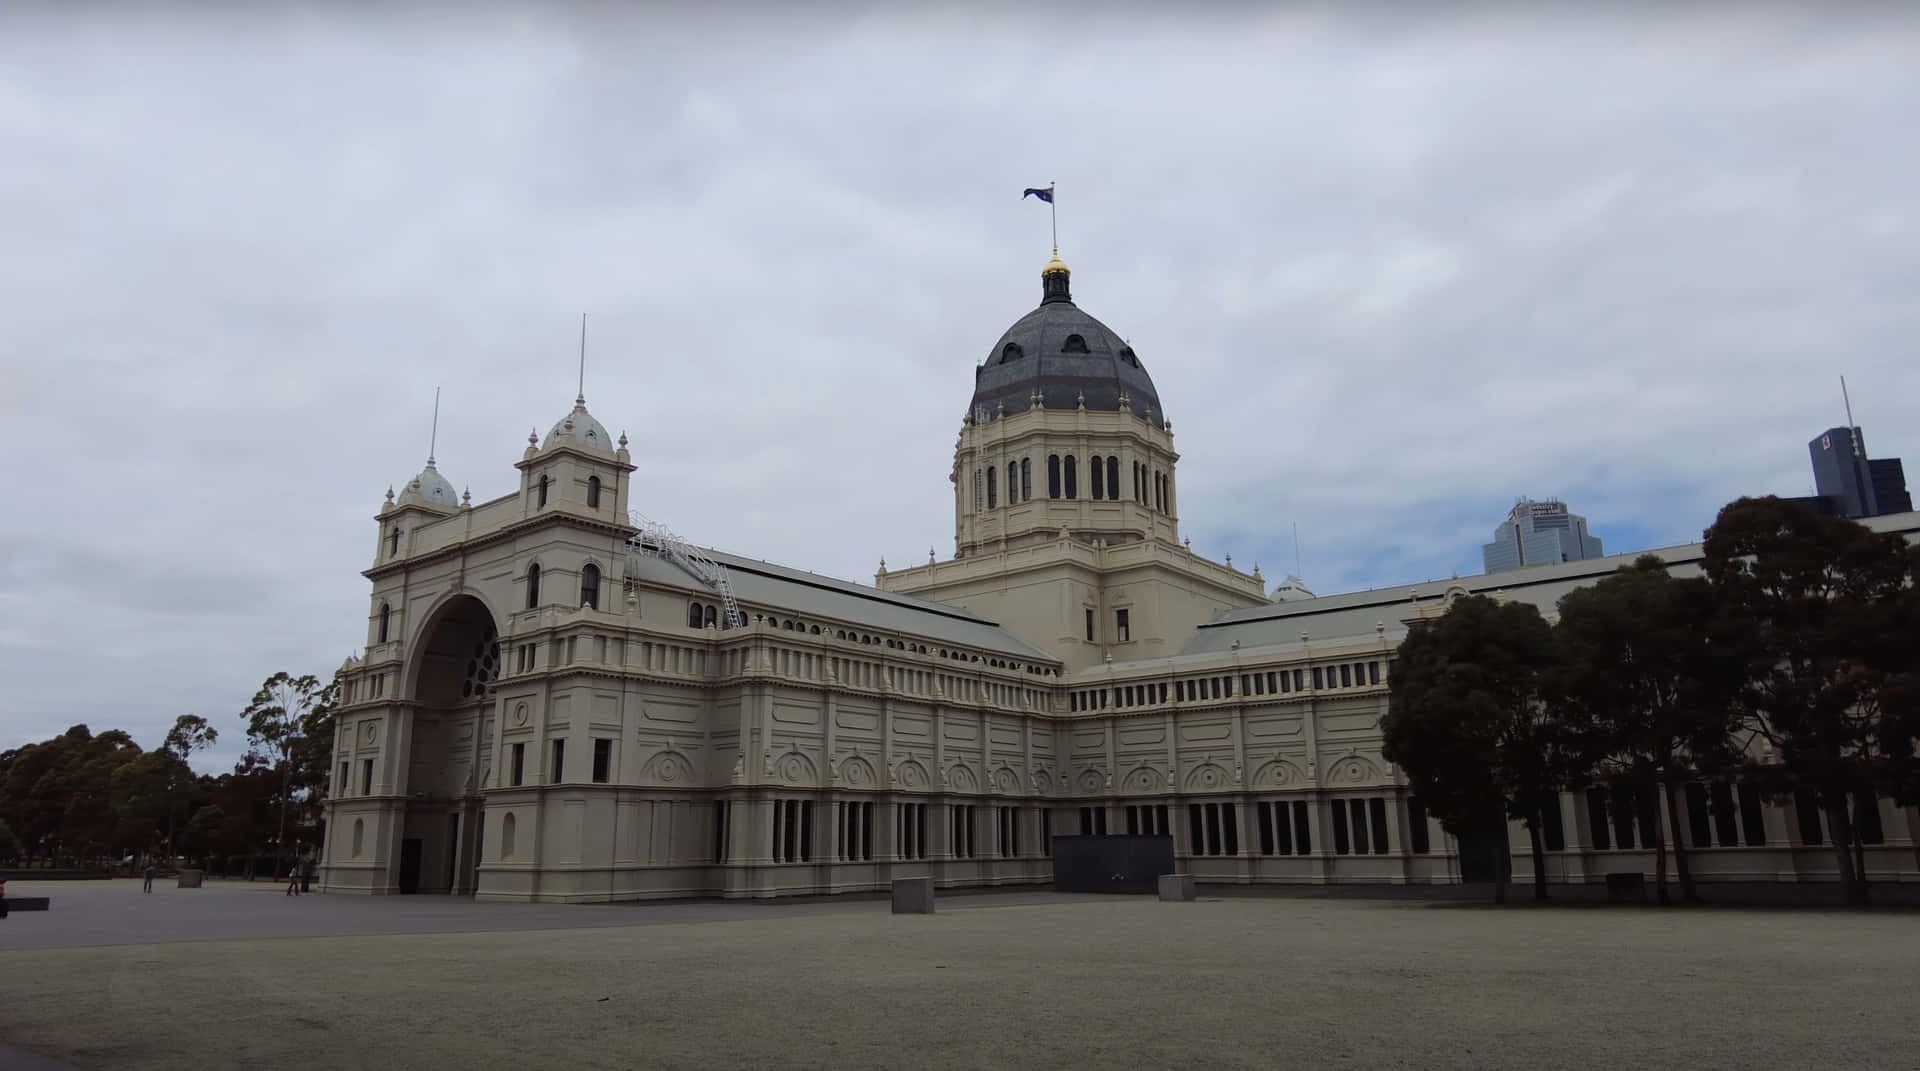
[4,5,1917,763]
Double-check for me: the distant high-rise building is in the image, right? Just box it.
[1482,498,1604,574]
[1807,426,1911,518]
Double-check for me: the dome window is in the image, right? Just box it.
[1120,346,1140,368]
[1061,334,1089,354]
[1000,342,1024,364]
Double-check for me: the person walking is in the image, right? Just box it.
[285,858,301,896]
[142,858,157,894]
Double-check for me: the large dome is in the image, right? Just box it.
[968,258,1165,427]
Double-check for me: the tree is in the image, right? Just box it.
[1702,496,1916,906]
[240,673,336,874]
[110,750,195,857]
[0,817,23,862]
[159,715,219,851]
[180,803,229,865]
[1553,557,1739,904]
[1382,595,1572,903]
[163,715,219,762]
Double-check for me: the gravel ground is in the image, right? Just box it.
[2,890,1915,1070]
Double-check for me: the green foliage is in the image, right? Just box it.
[162,714,219,761]
[1381,595,1572,901]
[0,817,23,860]
[0,669,335,867]
[1553,556,1740,902]
[1702,496,1917,903]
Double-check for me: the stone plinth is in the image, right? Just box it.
[1157,873,1195,901]
[891,877,935,914]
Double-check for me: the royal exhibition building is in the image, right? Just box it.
[318,252,1920,900]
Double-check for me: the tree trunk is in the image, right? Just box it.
[276,756,292,881]
[1660,775,1699,904]
[1491,821,1510,905]
[1850,799,1868,901]
[1527,817,1548,901]
[1822,798,1864,906]
[1649,781,1670,905]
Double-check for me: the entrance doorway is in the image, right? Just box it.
[399,838,423,894]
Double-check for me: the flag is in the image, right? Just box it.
[1023,186,1054,203]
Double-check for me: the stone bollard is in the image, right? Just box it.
[1157,873,1196,902]
[177,869,204,889]
[891,876,936,914]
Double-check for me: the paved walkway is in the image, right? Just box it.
[0,878,1094,950]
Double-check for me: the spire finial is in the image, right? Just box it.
[427,386,441,466]
[576,313,587,406]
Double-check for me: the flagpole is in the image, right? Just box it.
[1050,182,1057,251]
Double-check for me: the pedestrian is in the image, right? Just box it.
[286,860,301,896]
[142,858,157,894]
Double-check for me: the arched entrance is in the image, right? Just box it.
[401,594,500,894]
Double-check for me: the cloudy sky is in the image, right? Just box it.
[4,5,1916,770]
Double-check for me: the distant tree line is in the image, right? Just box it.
[1384,496,1920,906]
[0,672,337,877]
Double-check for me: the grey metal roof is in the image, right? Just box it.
[969,279,1165,427]
[1180,509,1920,654]
[624,544,1056,664]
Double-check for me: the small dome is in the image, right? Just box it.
[397,460,458,511]
[542,401,613,455]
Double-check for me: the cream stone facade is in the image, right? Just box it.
[319,255,1920,900]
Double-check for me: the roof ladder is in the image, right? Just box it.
[626,512,745,628]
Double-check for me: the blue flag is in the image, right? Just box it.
[1023,186,1054,203]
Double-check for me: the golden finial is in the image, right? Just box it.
[1042,247,1070,276]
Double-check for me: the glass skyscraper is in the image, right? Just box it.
[1482,498,1604,574]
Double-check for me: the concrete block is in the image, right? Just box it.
[177,869,204,889]
[1157,873,1195,902]
[891,877,935,914]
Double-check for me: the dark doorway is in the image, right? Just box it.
[1458,821,1508,883]
[1051,834,1174,893]
[447,814,461,894]
[399,838,423,894]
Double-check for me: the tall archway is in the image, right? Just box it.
[402,593,500,894]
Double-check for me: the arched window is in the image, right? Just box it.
[704,605,718,628]
[387,528,400,556]
[537,474,549,508]
[1021,458,1032,501]
[987,467,997,508]
[689,602,705,628]
[501,812,517,859]
[1064,455,1078,499]
[586,475,601,509]
[526,563,542,609]
[1061,333,1089,354]
[1047,455,1061,498]
[1007,462,1018,504]
[580,563,600,610]
[1107,456,1120,500]
[378,601,391,644]
[351,819,364,858]
[1090,457,1104,499]
[1000,342,1024,363]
